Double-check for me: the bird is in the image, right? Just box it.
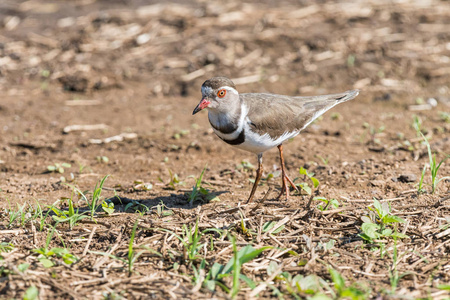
[192,77,359,203]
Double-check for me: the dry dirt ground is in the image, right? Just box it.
[0,0,449,299]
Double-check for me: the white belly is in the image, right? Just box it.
[212,123,299,154]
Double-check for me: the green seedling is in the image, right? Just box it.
[90,175,109,217]
[173,129,189,140]
[158,220,222,265]
[92,221,161,276]
[316,155,329,165]
[203,236,269,297]
[417,165,427,193]
[77,162,91,174]
[359,200,407,243]
[412,115,422,136]
[314,197,339,211]
[269,262,329,298]
[420,132,449,194]
[5,202,27,228]
[438,284,450,291]
[101,200,115,215]
[317,239,336,252]
[23,285,39,300]
[347,54,356,67]
[68,175,109,218]
[124,201,150,215]
[153,201,173,218]
[236,160,255,172]
[4,201,45,228]
[187,165,215,206]
[47,162,71,174]
[440,217,450,231]
[51,197,89,230]
[133,180,153,191]
[262,221,285,235]
[0,242,14,259]
[439,111,450,123]
[360,122,385,144]
[180,219,205,262]
[260,170,280,184]
[294,167,319,195]
[329,268,369,299]
[330,112,342,120]
[32,226,77,268]
[165,169,183,190]
[34,199,52,231]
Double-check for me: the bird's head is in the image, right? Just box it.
[192,77,239,115]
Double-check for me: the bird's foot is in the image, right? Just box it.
[276,173,299,200]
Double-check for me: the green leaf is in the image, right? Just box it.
[295,274,321,293]
[381,228,392,236]
[204,280,216,291]
[298,182,311,195]
[324,239,336,251]
[18,263,30,272]
[50,247,66,255]
[299,167,308,176]
[262,221,275,232]
[383,215,405,224]
[239,274,256,289]
[437,284,450,290]
[39,258,54,268]
[372,200,383,217]
[102,201,115,215]
[391,232,408,239]
[361,223,380,239]
[209,262,224,279]
[360,216,372,224]
[223,245,271,274]
[311,177,320,188]
[309,293,333,300]
[62,253,77,264]
[23,285,39,300]
[329,268,345,291]
[267,261,278,276]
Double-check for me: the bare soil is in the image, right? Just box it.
[0,0,449,299]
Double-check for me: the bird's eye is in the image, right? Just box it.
[217,89,226,98]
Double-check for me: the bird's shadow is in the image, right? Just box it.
[89,190,230,214]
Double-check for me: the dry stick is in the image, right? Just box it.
[320,207,357,215]
[436,227,450,239]
[41,277,80,299]
[206,204,248,218]
[63,124,108,133]
[93,227,124,271]
[70,277,108,287]
[341,196,405,203]
[82,226,97,256]
[0,229,25,235]
[65,100,101,106]
[249,187,271,214]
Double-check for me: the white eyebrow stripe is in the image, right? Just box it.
[220,86,238,95]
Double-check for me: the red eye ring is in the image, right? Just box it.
[217,89,226,98]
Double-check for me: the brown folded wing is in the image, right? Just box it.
[243,90,359,139]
